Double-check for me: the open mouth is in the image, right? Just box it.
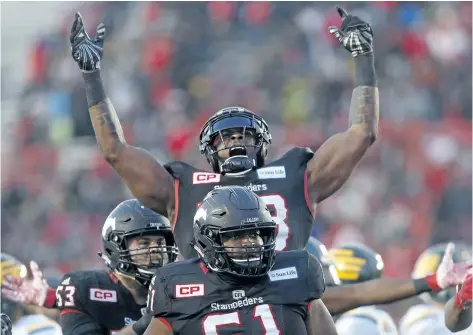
[229,146,247,156]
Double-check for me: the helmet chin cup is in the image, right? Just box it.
[221,155,255,175]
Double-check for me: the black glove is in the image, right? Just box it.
[328,6,374,57]
[1,313,12,335]
[132,312,153,335]
[70,12,106,71]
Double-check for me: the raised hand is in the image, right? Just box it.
[328,6,374,57]
[70,12,106,71]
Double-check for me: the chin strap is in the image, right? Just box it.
[221,155,255,175]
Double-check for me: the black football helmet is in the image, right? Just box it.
[305,237,341,286]
[412,242,472,304]
[193,186,276,277]
[329,242,384,284]
[1,253,28,320]
[99,199,178,285]
[199,107,272,175]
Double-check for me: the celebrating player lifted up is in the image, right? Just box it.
[69,6,379,259]
[144,186,337,335]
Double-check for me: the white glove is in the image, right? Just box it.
[2,261,49,306]
[436,243,472,289]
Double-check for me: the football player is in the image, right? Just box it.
[328,243,398,334]
[444,269,472,332]
[3,200,178,335]
[305,237,341,286]
[335,307,398,335]
[69,6,379,260]
[399,242,472,335]
[1,253,62,335]
[301,240,469,316]
[144,186,337,335]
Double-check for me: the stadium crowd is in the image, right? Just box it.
[2,1,471,320]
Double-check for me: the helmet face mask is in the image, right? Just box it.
[197,223,276,277]
[199,107,271,174]
[118,231,177,278]
[193,186,277,278]
[100,200,179,285]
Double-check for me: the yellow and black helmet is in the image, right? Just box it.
[305,237,341,286]
[412,242,472,304]
[329,242,384,284]
[1,253,28,318]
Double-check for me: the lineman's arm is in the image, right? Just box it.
[445,272,472,332]
[306,299,338,335]
[444,297,472,332]
[143,318,174,335]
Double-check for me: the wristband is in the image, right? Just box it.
[43,287,57,308]
[413,277,435,294]
[355,52,377,87]
[82,70,107,107]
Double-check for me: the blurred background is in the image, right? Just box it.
[1,1,471,320]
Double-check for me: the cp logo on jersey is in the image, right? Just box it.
[192,172,221,184]
[89,288,117,302]
[174,284,205,298]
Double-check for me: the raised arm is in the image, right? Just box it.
[69,13,173,215]
[306,7,379,204]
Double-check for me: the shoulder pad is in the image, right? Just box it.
[276,147,314,167]
[56,270,114,312]
[154,257,202,281]
[149,258,204,317]
[164,161,197,179]
[270,250,325,302]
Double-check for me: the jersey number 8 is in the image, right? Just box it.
[197,194,289,251]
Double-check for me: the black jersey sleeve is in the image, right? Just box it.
[306,253,326,301]
[148,271,173,319]
[55,272,88,313]
[281,147,314,168]
[164,161,196,180]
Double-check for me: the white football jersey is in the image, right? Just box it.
[12,314,62,335]
[336,306,398,335]
[399,303,472,335]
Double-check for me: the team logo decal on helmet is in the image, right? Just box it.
[329,242,384,284]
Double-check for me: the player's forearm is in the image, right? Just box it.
[348,53,379,142]
[445,297,472,332]
[326,278,428,315]
[83,70,127,161]
[352,277,439,307]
